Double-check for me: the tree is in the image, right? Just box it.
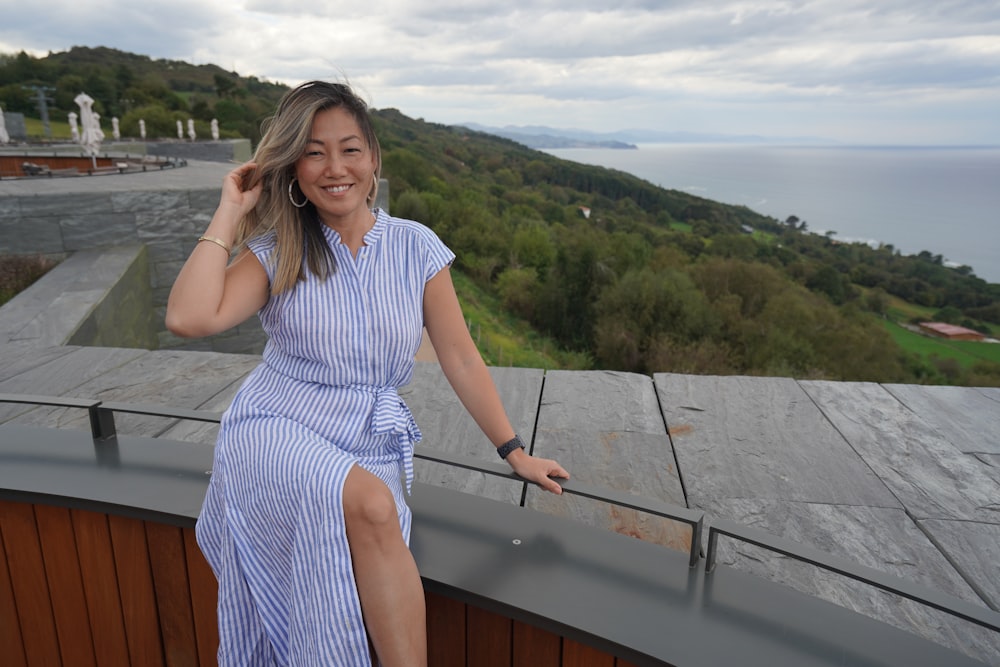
[593,268,719,372]
[511,224,556,273]
[496,267,540,320]
[214,73,238,98]
[806,264,849,305]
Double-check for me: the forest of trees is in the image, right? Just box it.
[374,110,1000,386]
[4,47,1000,387]
[0,46,286,143]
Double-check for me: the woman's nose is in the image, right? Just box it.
[323,154,346,176]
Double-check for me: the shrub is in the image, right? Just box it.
[0,254,58,306]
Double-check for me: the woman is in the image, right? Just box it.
[166,80,569,666]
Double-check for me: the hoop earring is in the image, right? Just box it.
[288,178,308,208]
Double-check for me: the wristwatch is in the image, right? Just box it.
[496,434,525,460]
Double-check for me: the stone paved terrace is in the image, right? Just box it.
[1,159,999,664]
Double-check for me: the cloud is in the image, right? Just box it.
[1,0,998,142]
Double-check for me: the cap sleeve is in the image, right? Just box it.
[421,227,455,283]
[246,231,278,283]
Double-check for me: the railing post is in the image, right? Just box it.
[88,404,120,466]
[88,404,118,441]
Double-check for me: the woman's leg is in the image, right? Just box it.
[343,465,427,667]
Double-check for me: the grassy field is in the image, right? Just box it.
[882,320,1000,369]
[23,117,73,140]
[883,293,937,323]
[877,291,1000,370]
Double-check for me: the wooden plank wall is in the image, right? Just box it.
[1,500,216,667]
[426,592,641,667]
[1,500,644,667]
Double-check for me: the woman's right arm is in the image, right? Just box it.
[165,163,269,338]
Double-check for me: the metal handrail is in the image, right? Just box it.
[4,392,998,637]
[707,518,1000,633]
[0,392,704,566]
[414,445,704,567]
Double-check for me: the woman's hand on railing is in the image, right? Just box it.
[505,449,569,495]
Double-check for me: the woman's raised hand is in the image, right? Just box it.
[220,162,263,217]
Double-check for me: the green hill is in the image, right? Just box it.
[3,46,999,386]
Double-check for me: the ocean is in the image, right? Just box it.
[544,144,1000,285]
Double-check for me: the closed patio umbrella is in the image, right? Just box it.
[74,92,104,163]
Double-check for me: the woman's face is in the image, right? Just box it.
[294,106,376,227]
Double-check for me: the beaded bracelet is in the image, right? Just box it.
[496,434,525,460]
[198,235,232,253]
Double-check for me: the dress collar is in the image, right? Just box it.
[320,208,386,249]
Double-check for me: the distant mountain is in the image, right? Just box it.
[459,122,835,147]
[459,124,637,149]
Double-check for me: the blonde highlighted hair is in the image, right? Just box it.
[236,80,382,294]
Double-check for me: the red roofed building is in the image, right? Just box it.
[918,321,985,341]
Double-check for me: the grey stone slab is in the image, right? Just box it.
[61,213,139,250]
[535,369,667,434]
[801,380,1000,523]
[112,189,189,213]
[0,216,65,254]
[978,453,999,468]
[0,343,76,383]
[0,160,232,196]
[136,206,214,260]
[190,188,223,209]
[0,246,146,346]
[401,362,542,504]
[159,353,259,445]
[9,289,103,345]
[0,346,147,422]
[0,276,69,341]
[526,370,690,554]
[919,518,1000,611]
[884,384,1000,455]
[208,332,266,355]
[655,373,900,509]
[152,284,174,307]
[159,331,215,351]
[706,498,1000,666]
[975,386,1000,403]
[18,192,113,217]
[8,349,261,438]
[56,245,144,292]
[0,196,20,218]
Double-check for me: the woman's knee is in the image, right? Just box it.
[343,467,399,536]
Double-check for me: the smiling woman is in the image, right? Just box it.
[164,80,569,666]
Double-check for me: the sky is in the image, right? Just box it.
[2,0,999,145]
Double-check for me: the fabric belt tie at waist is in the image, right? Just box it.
[368,386,422,493]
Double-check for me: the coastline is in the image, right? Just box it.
[544,144,1000,285]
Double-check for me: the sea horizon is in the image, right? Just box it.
[544,143,1000,285]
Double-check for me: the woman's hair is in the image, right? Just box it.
[237,80,382,294]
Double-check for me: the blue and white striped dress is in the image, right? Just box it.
[196,209,455,666]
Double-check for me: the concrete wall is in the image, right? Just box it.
[0,178,266,353]
[145,139,252,164]
[1,169,390,354]
[0,244,157,349]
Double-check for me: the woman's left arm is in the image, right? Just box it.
[423,267,569,494]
